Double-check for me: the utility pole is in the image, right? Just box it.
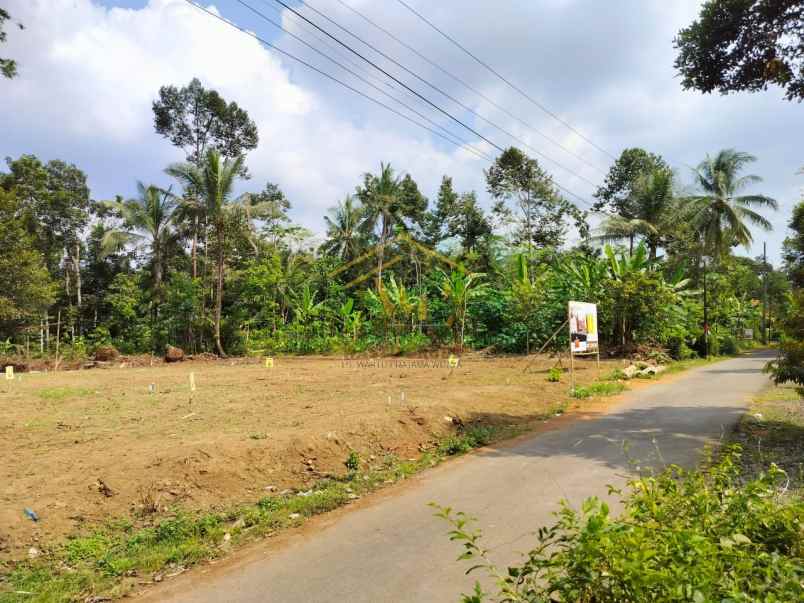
[762,242,768,344]
[702,256,709,359]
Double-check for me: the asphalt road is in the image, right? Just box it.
[147,351,772,603]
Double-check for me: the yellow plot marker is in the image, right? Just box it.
[264,357,274,368]
[5,366,14,380]
[448,354,459,369]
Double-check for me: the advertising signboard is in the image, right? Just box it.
[569,301,598,354]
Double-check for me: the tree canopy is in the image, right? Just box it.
[674,0,804,101]
[153,78,259,168]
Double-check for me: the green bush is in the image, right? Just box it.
[765,340,804,391]
[439,449,804,602]
[546,367,562,382]
[720,334,738,355]
[344,450,360,472]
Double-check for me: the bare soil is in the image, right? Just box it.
[0,353,623,561]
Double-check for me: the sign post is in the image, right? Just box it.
[568,301,600,393]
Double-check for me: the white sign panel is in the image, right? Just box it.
[569,301,598,354]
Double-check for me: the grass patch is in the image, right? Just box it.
[37,387,94,401]
[731,383,804,492]
[571,381,626,399]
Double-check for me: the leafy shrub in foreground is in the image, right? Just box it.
[438,449,804,602]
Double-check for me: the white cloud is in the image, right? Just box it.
[1,0,800,260]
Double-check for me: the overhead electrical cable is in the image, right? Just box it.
[328,0,606,174]
[257,0,409,100]
[394,0,617,161]
[182,0,492,162]
[231,0,490,157]
[185,0,595,208]
[269,0,602,189]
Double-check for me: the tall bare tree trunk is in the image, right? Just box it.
[214,221,226,357]
[376,216,387,289]
[73,241,82,334]
[191,216,198,279]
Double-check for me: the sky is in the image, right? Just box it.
[1,0,801,264]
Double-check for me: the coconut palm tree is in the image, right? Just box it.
[322,195,364,262]
[166,150,244,356]
[101,183,177,297]
[684,149,777,259]
[358,163,404,286]
[596,168,674,259]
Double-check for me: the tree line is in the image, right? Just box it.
[0,78,795,362]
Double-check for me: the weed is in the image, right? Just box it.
[546,367,562,382]
[602,368,626,381]
[437,435,473,456]
[571,381,626,399]
[344,450,360,472]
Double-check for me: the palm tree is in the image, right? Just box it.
[358,163,404,286]
[684,149,778,259]
[167,150,244,356]
[596,168,674,259]
[322,195,364,262]
[101,183,177,297]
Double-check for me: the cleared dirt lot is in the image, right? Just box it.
[0,354,621,561]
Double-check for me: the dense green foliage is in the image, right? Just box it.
[674,0,804,101]
[440,449,804,602]
[766,185,804,389]
[0,78,790,361]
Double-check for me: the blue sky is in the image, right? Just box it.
[2,0,801,263]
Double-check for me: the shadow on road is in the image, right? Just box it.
[469,404,747,473]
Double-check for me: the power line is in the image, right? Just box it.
[328,0,607,175]
[257,1,410,104]
[185,0,595,209]
[394,0,617,161]
[235,0,489,156]
[272,0,602,189]
[182,0,491,162]
[264,0,505,154]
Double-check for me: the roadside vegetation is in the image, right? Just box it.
[733,383,804,493]
[439,448,803,602]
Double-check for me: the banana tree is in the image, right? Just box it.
[438,269,486,352]
[604,242,650,279]
[292,284,325,325]
[337,298,364,341]
[511,253,543,354]
[365,275,420,341]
